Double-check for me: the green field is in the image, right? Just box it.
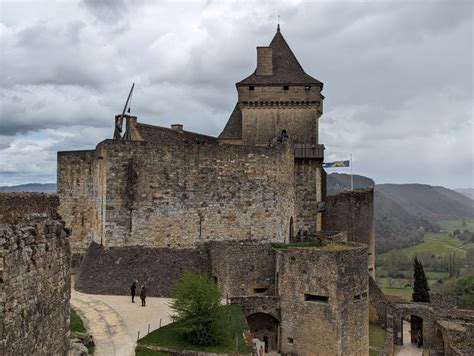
[377,219,474,302]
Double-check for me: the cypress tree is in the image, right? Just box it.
[412,257,430,303]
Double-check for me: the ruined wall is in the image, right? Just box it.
[75,242,210,297]
[276,243,369,356]
[209,241,275,297]
[324,188,375,277]
[57,149,104,261]
[0,193,70,355]
[99,140,295,248]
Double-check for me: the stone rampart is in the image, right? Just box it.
[0,193,70,355]
[324,188,375,276]
[58,140,296,253]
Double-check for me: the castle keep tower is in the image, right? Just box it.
[219,26,326,234]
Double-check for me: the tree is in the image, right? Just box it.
[171,271,230,346]
[413,257,430,303]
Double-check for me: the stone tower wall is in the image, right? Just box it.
[276,244,369,356]
[237,86,323,146]
[294,160,325,234]
[57,149,105,261]
[324,188,376,277]
[0,193,71,355]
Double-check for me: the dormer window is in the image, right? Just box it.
[283,85,289,90]
[249,86,255,91]
[305,85,311,90]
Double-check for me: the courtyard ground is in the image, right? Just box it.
[71,287,173,356]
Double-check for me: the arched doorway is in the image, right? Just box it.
[246,313,279,352]
[434,328,445,354]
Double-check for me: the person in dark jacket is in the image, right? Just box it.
[131,280,137,303]
[140,285,147,306]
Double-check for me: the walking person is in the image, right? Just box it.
[131,280,137,303]
[140,285,147,306]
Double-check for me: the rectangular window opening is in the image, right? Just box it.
[354,294,361,300]
[249,86,255,91]
[369,267,374,272]
[283,85,289,90]
[287,337,294,344]
[305,85,311,90]
[253,287,268,294]
[304,293,328,303]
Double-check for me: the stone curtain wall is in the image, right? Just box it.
[57,149,105,261]
[75,242,211,297]
[209,241,275,297]
[369,275,389,326]
[100,140,295,248]
[324,188,375,276]
[0,193,70,355]
[276,243,369,356]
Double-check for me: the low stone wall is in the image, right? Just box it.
[138,342,251,356]
[75,242,211,297]
[209,241,275,298]
[369,275,389,326]
[0,193,71,355]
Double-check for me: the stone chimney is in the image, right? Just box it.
[171,124,183,133]
[256,46,273,76]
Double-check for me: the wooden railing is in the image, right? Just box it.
[294,144,325,160]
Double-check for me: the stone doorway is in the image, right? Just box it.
[247,313,280,352]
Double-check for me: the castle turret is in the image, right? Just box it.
[219,26,324,147]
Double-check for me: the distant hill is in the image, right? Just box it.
[455,188,474,200]
[0,183,56,193]
[327,174,473,253]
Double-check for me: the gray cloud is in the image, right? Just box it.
[0,0,472,188]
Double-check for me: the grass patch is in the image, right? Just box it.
[70,308,86,333]
[369,323,386,356]
[271,242,349,250]
[139,304,250,354]
[381,287,412,301]
[135,347,168,355]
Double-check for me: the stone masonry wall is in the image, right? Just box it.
[75,242,210,297]
[57,149,105,261]
[99,140,295,249]
[0,193,71,356]
[276,243,369,356]
[324,188,375,277]
[209,241,275,297]
[237,85,323,146]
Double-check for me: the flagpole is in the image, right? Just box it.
[350,153,353,190]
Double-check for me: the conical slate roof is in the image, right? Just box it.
[237,28,323,88]
[218,104,242,140]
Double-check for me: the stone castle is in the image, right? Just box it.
[57,27,375,355]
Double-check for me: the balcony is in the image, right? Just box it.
[294,144,325,160]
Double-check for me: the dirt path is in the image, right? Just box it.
[71,289,173,356]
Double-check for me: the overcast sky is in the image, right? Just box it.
[0,0,472,188]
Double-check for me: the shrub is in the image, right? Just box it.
[170,271,231,346]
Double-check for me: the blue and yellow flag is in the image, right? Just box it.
[323,160,350,168]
